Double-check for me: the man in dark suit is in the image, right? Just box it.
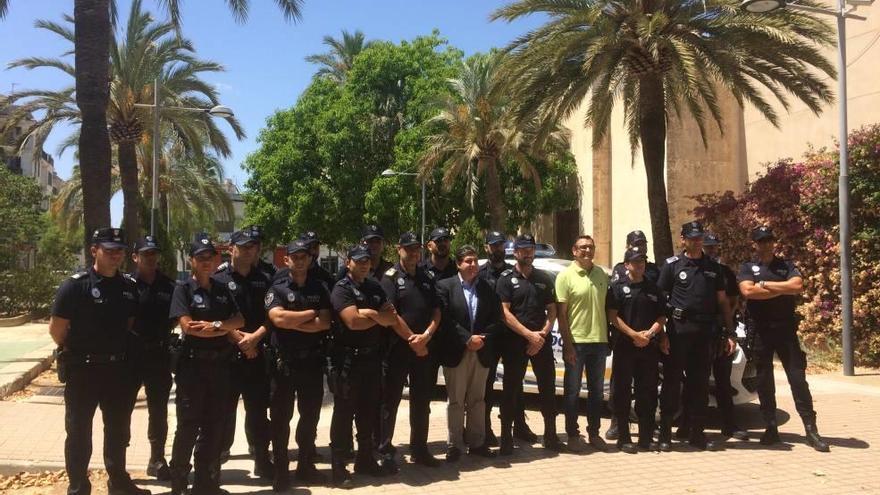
[436,245,502,462]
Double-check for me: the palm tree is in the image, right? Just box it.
[492,0,835,260]
[418,52,570,230]
[3,0,245,241]
[305,29,374,83]
[1,0,302,256]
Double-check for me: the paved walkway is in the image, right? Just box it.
[0,324,877,494]
[0,323,56,399]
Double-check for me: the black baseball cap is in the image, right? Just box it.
[299,231,320,247]
[703,233,721,246]
[626,230,648,245]
[361,224,384,241]
[92,227,127,249]
[485,230,506,245]
[230,229,258,246]
[751,226,776,242]
[398,231,420,247]
[245,225,265,243]
[681,221,705,239]
[189,233,217,257]
[348,244,371,260]
[134,235,160,252]
[514,233,536,249]
[624,246,648,263]
[286,239,310,254]
[429,226,451,242]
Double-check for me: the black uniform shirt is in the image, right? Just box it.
[611,260,661,284]
[609,278,665,331]
[51,267,138,354]
[131,270,176,343]
[331,275,388,348]
[256,259,277,279]
[421,257,458,282]
[478,261,513,290]
[380,263,438,337]
[496,265,556,331]
[738,256,802,323]
[266,274,331,351]
[273,262,335,290]
[169,278,240,350]
[213,262,271,332]
[658,253,724,317]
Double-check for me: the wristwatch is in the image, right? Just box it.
[759,280,766,289]
[212,320,222,329]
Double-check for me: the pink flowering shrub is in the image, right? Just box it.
[692,124,880,365]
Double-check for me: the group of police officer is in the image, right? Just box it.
[48,220,830,495]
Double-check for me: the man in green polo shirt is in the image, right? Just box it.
[556,235,613,452]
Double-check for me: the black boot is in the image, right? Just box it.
[294,458,326,485]
[331,452,353,489]
[760,424,781,445]
[254,452,274,480]
[604,416,619,441]
[146,457,171,481]
[658,419,673,452]
[353,451,384,477]
[542,419,564,452]
[107,476,151,495]
[804,422,830,452]
[513,421,538,443]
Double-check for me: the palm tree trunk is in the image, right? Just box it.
[483,156,506,231]
[638,75,674,261]
[74,0,113,262]
[117,140,142,246]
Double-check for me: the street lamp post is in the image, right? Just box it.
[381,169,426,245]
[134,78,234,237]
[741,0,871,376]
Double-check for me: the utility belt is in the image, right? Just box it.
[670,307,716,335]
[326,344,381,399]
[233,341,267,361]
[180,346,234,362]
[55,348,125,383]
[269,345,324,377]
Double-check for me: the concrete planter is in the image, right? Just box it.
[0,313,31,327]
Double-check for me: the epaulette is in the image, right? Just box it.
[385,267,397,277]
[665,255,680,264]
[500,269,514,277]
[215,261,230,273]
[70,271,87,280]
[335,278,350,287]
[122,273,136,283]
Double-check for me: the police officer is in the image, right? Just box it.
[738,226,829,452]
[657,221,736,452]
[49,228,149,495]
[265,239,333,491]
[421,227,457,281]
[128,236,177,481]
[272,231,334,290]
[496,234,562,455]
[248,225,278,279]
[679,233,748,441]
[214,228,274,479]
[607,230,660,441]
[168,234,244,495]
[329,245,398,487]
[607,246,668,454]
[377,232,441,471]
[336,225,394,282]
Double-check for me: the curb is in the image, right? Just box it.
[0,461,65,477]
[0,343,56,400]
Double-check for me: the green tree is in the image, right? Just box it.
[492,0,835,260]
[305,29,375,84]
[2,0,244,242]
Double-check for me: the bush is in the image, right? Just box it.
[692,124,880,365]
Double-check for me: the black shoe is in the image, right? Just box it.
[543,434,564,452]
[688,434,719,451]
[605,418,619,441]
[445,446,462,463]
[411,451,441,467]
[294,462,325,484]
[513,424,539,443]
[658,424,673,452]
[721,426,750,441]
[675,425,691,441]
[108,478,151,495]
[805,423,830,452]
[638,440,660,452]
[588,433,607,452]
[254,457,274,480]
[146,458,171,481]
[219,449,230,465]
[485,429,499,447]
[331,466,353,489]
[353,457,384,477]
[618,441,639,454]
[499,435,514,456]
[380,454,399,475]
[271,473,289,493]
[760,425,781,446]
[468,445,496,458]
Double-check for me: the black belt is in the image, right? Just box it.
[66,352,126,365]
[671,307,716,323]
[185,347,233,361]
[282,347,322,361]
[344,345,381,357]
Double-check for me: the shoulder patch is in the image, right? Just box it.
[500,269,513,277]
[215,261,229,273]
[665,255,679,264]
[71,271,87,280]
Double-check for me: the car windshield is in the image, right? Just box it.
[503,241,556,258]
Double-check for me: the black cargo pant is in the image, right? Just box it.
[611,340,660,442]
[680,337,738,430]
[127,344,173,461]
[500,335,556,436]
[270,353,324,477]
[753,320,816,425]
[220,350,271,458]
[379,341,433,456]
[329,354,382,462]
[660,326,713,437]
[64,360,133,495]
[170,354,231,495]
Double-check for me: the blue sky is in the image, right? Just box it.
[1,0,545,224]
